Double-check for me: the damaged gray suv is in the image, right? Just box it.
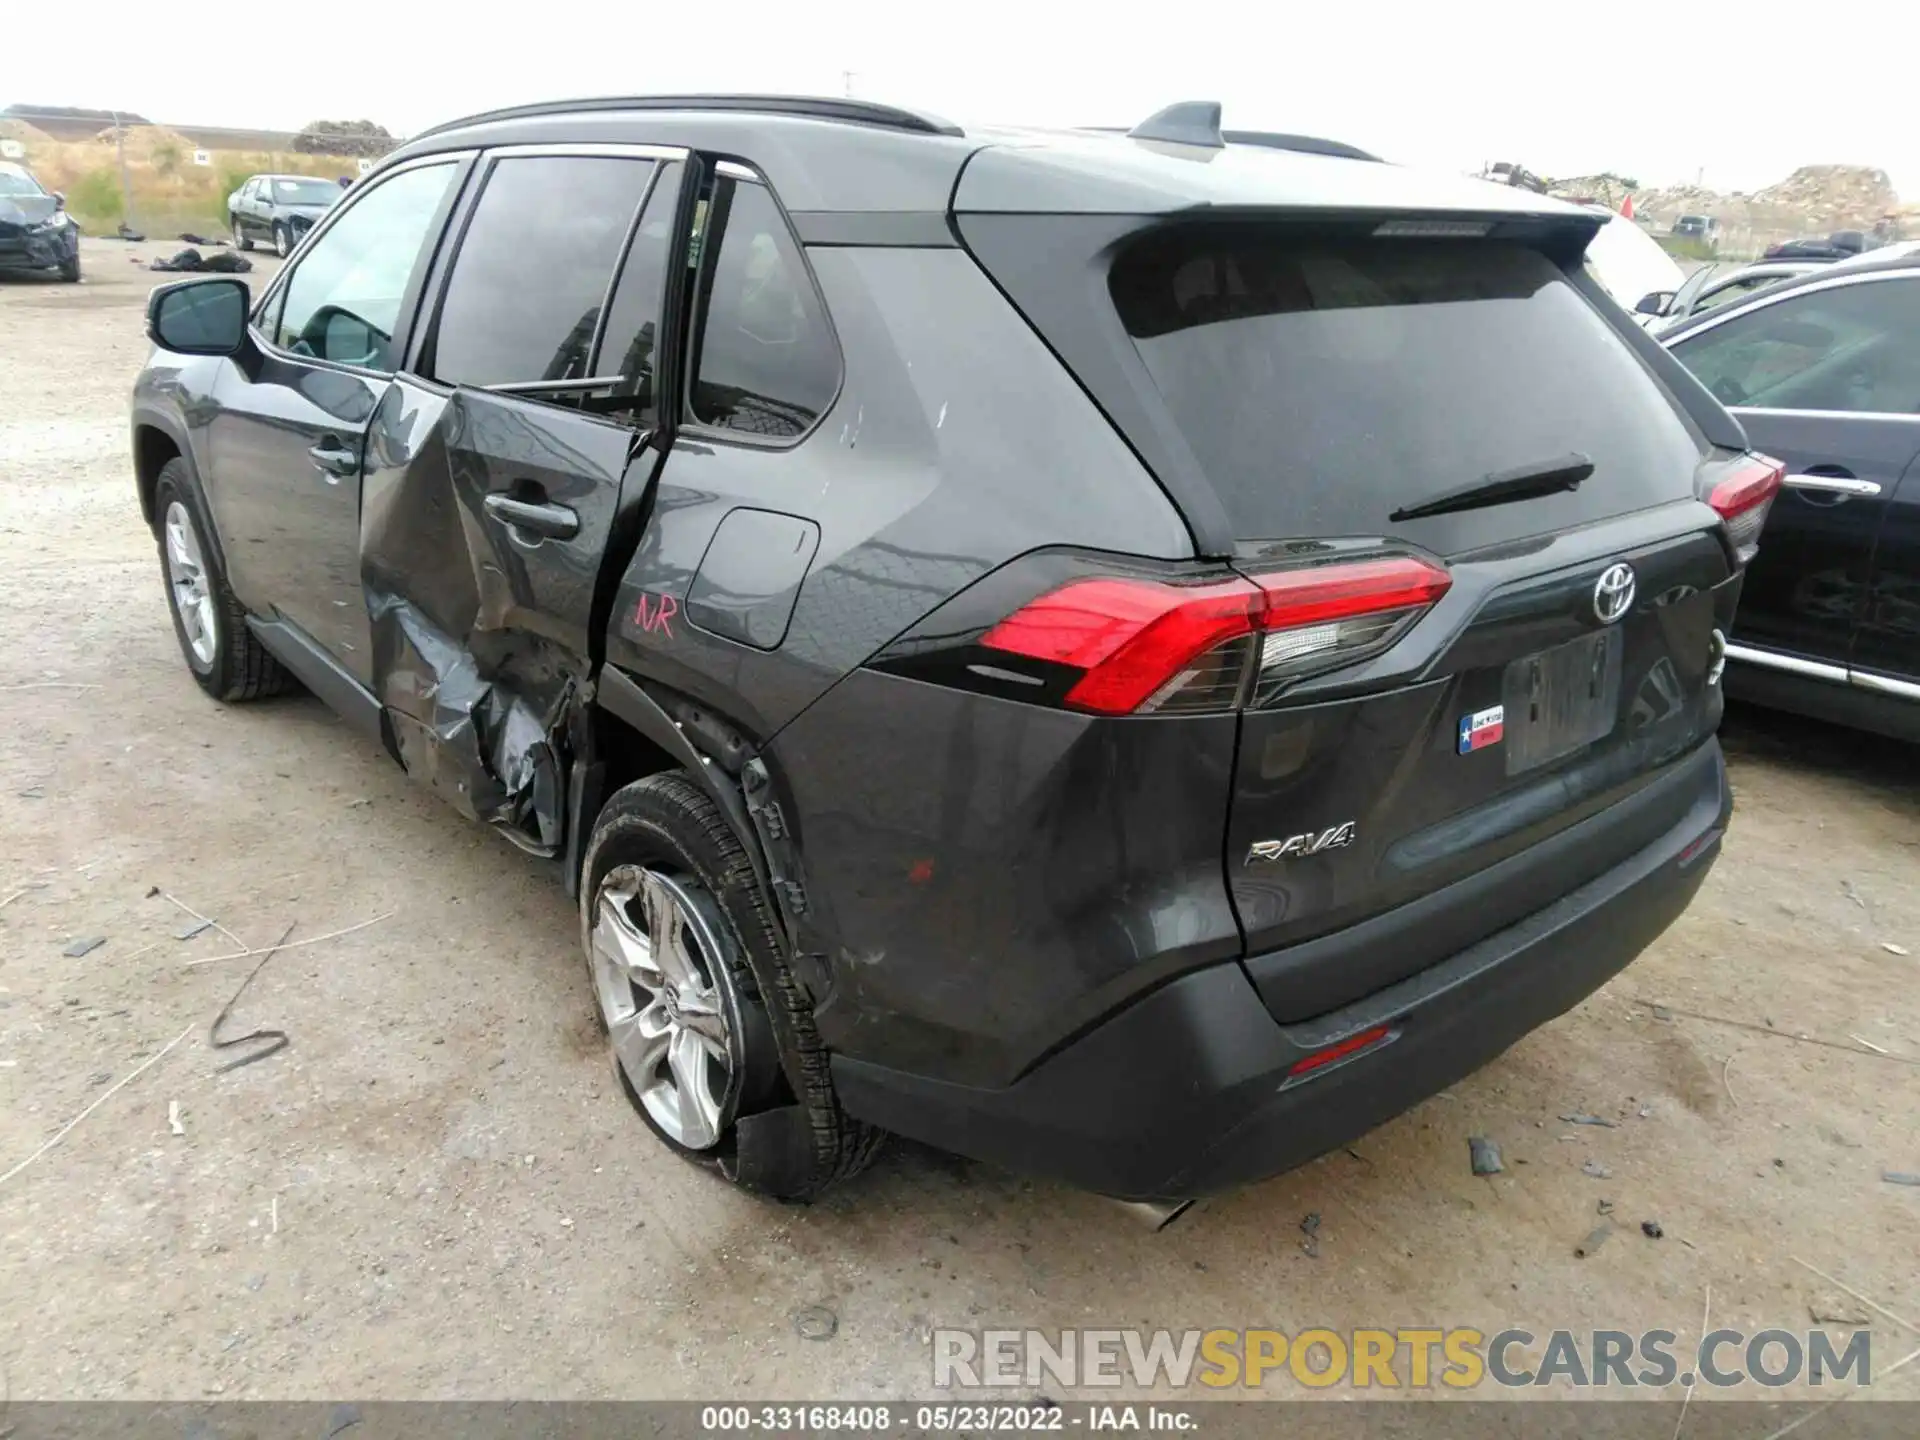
[132,96,1761,1208]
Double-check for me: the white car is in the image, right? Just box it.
[1579,209,1686,327]
[1641,259,1825,334]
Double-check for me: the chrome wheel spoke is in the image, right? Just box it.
[677,994,728,1053]
[637,871,700,995]
[669,1027,722,1149]
[592,885,657,986]
[588,864,740,1153]
[610,999,673,1081]
[163,502,217,666]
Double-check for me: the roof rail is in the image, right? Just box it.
[1127,101,1224,149]
[414,94,964,142]
[1223,130,1381,163]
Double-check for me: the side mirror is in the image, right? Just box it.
[1635,291,1676,317]
[147,277,251,357]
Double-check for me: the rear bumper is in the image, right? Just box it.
[833,739,1731,1201]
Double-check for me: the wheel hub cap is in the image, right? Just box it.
[163,500,217,667]
[590,866,734,1150]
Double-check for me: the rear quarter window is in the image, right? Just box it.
[1109,231,1706,547]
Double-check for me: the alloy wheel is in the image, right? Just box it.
[163,500,217,667]
[590,865,736,1150]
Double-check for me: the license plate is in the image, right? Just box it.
[1500,630,1622,774]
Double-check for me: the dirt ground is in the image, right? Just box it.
[1,237,1917,1407]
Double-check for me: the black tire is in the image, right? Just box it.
[272,223,290,259]
[152,460,293,702]
[56,248,80,283]
[231,217,253,252]
[580,773,883,1199]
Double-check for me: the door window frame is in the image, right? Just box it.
[675,158,845,452]
[248,149,478,379]
[408,141,687,402]
[1668,268,1920,422]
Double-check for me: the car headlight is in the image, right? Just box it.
[28,213,73,233]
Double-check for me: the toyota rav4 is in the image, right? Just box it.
[130,96,1771,1206]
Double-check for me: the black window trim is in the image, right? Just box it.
[1667,266,1920,421]
[410,140,687,400]
[248,150,478,380]
[675,156,846,452]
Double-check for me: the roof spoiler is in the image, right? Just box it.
[1126,102,1381,162]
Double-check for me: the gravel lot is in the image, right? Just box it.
[1,238,1917,1406]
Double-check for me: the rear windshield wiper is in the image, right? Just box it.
[1390,453,1594,523]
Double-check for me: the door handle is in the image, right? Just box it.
[307,440,359,480]
[484,492,579,541]
[1784,473,1882,498]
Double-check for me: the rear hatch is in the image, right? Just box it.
[960,191,1738,1021]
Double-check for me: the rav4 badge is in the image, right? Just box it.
[1245,822,1357,866]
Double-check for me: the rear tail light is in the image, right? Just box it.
[980,555,1451,716]
[1708,453,1784,564]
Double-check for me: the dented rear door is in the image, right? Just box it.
[358,148,684,850]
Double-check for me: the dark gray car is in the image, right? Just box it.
[1662,258,1920,739]
[227,173,342,258]
[133,96,1762,1207]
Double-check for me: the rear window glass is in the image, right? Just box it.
[1109,232,1704,543]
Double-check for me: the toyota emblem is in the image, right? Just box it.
[1593,563,1636,625]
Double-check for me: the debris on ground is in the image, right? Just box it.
[147,248,252,274]
[1301,1212,1321,1236]
[1582,1160,1612,1180]
[1469,1137,1504,1175]
[168,1099,183,1136]
[1300,1212,1321,1258]
[0,1024,193,1190]
[61,936,105,958]
[1810,1297,1870,1325]
[1560,1113,1616,1127]
[1849,1034,1889,1055]
[1641,1220,1664,1238]
[176,233,229,247]
[1883,943,1911,957]
[174,918,214,942]
[1883,1171,1920,1187]
[793,1305,838,1341]
[323,1402,362,1439]
[1598,1199,1614,1215]
[207,921,296,1072]
[1576,1224,1613,1258]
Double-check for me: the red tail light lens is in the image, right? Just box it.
[980,556,1451,716]
[1708,453,1784,564]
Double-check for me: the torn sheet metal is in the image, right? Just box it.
[359,382,582,856]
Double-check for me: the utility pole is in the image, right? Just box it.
[111,109,134,235]
[843,70,857,98]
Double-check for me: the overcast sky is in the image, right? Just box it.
[8,0,1915,198]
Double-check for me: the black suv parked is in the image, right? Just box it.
[132,97,1766,1206]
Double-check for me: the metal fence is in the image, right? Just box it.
[0,108,404,236]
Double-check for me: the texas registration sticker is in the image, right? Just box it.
[1458,705,1506,754]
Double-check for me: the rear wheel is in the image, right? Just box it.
[580,773,882,1199]
[153,460,292,702]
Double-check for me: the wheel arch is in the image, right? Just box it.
[571,668,771,905]
[133,416,233,582]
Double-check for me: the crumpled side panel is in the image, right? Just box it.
[360,381,572,853]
